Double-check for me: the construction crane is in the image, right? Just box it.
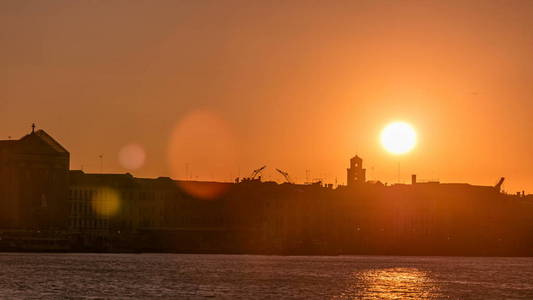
[250,165,266,180]
[276,168,292,184]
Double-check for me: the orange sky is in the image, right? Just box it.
[1,1,532,193]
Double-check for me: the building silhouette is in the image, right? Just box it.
[0,126,531,255]
[347,155,366,186]
[0,126,69,229]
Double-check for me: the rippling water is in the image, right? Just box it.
[0,254,531,299]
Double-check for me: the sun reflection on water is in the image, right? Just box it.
[335,268,440,299]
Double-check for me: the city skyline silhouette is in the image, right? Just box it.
[2,123,529,195]
[1,1,532,193]
[0,125,530,257]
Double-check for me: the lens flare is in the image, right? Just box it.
[167,110,238,199]
[118,144,146,170]
[380,122,417,155]
[91,187,121,217]
[177,181,230,200]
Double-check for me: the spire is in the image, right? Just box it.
[31,123,36,134]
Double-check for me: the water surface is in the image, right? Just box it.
[0,254,531,299]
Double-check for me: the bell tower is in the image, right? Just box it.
[347,155,366,186]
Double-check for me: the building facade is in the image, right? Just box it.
[0,127,70,229]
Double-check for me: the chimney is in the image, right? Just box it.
[411,174,417,185]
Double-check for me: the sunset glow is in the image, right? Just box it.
[2,1,532,191]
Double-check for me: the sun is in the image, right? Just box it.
[380,122,417,155]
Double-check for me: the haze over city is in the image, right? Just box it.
[1,1,532,193]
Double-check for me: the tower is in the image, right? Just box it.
[347,155,366,186]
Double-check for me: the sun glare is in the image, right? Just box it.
[380,122,417,155]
